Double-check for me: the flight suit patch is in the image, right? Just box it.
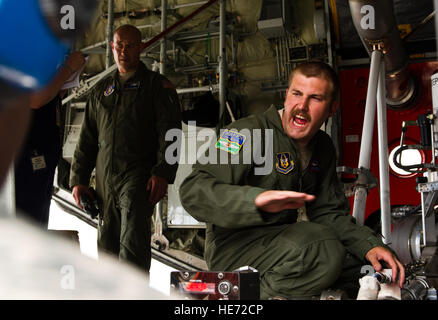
[310,158,320,172]
[275,152,294,174]
[162,79,174,89]
[31,155,46,171]
[104,84,115,96]
[124,81,140,89]
[215,129,246,155]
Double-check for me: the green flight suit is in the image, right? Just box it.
[70,62,181,272]
[180,105,384,299]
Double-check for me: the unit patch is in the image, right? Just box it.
[276,152,294,174]
[215,130,246,155]
[104,84,115,96]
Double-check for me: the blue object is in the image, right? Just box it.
[0,0,68,90]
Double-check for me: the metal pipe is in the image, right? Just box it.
[432,72,438,165]
[137,23,162,30]
[282,37,287,80]
[160,0,168,75]
[358,50,381,169]
[353,188,368,226]
[226,101,236,122]
[282,37,286,80]
[324,0,333,66]
[0,166,15,218]
[287,35,294,80]
[218,0,227,120]
[279,37,283,80]
[52,193,97,228]
[178,46,198,65]
[352,49,381,224]
[278,37,283,80]
[435,1,438,58]
[286,37,290,78]
[81,40,106,54]
[402,10,435,41]
[431,119,436,166]
[377,59,391,244]
[348,0,414,107]
[155,0,168,250]
[421,192,429,246]
[171,1,208,10]
[176,84,219,94]
[105,0,114,69]
[275,41,281,80]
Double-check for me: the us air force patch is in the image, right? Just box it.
[104,84,115,96]
[215,130,246,155]
[276,152,294,174]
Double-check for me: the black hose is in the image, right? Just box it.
[392,144,427,173]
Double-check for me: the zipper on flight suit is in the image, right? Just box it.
[110,79,121,179]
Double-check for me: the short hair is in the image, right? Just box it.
[289,61,339,102]
[113,24,142,43]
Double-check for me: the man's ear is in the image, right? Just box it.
[110,41,114,50]
[329,100,339,117]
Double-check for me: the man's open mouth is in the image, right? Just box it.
[293,114,310,127]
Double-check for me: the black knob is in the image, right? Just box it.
[416,177,428,184]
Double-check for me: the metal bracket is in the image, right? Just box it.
[417,181,438,194]
[369,40,387,54]
[337,166,378,197]
[417,182,438,247]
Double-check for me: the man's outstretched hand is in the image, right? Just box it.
[255,190,315,213]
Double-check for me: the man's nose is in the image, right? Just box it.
[118,45,128,54]
[296,97,310,111]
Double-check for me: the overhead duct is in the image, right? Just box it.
[257,0,292,39]
[348,0,417,108]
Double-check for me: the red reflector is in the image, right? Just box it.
[186,282,208,292]
[182,281,215,294]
